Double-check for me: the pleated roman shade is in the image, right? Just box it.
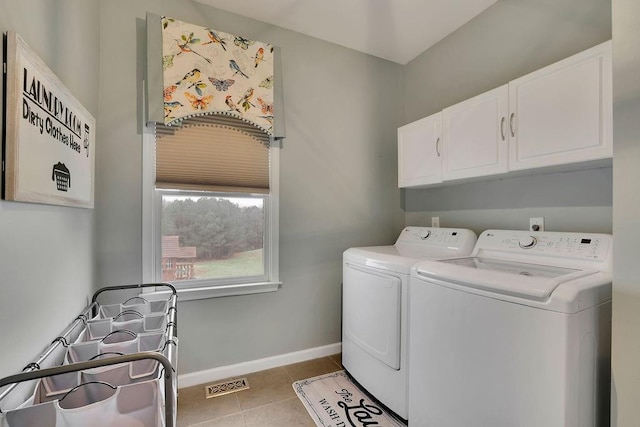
[146,13,285,141]
[155,124,270,194]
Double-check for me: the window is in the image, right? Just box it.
[142,125,280,300]
[160,192,266,282]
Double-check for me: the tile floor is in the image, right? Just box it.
[177,354,343,426]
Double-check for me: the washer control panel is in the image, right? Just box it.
[478,230,611,261]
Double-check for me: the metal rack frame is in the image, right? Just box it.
[0,283,178,427]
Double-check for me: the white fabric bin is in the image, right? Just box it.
[77,314,168,342]
[2,380,164,427]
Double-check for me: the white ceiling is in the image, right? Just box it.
[192,0,499,65]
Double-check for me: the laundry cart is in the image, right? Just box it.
[0,283,178,427]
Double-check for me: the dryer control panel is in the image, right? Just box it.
[398,227,469,243]
[396,227,477,254]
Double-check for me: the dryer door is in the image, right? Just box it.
[343,262,402,370]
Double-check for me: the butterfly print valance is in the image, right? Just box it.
[161,16,275,137]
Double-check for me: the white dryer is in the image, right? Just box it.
[409,230,612,427]
[342,227,477,420]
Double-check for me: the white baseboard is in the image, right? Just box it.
[177,342,342,389]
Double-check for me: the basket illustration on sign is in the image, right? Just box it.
[52,162,70,192]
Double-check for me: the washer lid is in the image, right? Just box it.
[413,257,597,300]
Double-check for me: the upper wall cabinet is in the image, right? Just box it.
[398,41,613,188]
[442,85,509,181]
[508,41,612,171]
[398,112,443,187]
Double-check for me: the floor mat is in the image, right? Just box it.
[292,370,406,427]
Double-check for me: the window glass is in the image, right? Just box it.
[160,193,265,282]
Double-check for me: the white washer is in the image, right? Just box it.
[342,227,477,420]
[409,230,612,427]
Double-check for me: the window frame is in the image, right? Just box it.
[142,127,281,301]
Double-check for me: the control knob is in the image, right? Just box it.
[420,231,431,240]
[519,236,537,249]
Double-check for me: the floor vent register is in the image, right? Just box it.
[205,377,250,398]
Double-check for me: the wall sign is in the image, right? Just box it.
[3,31,95,208]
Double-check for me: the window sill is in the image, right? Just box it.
[143,281,282,302]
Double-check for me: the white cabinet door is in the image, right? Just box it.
[398,112,442,187]
[508,41,612,171]
[442,85,509,181]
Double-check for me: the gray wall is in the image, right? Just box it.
[5,6,635,426]
[96,0,404,374]
[0,0,100,379]
[611,0,640,424]
[403,0,613,236]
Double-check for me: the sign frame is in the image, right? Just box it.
[3,31,95,209]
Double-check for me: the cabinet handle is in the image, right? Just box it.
[500,117,506,141]
[510,113,516,137]
[436,137,441,157]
